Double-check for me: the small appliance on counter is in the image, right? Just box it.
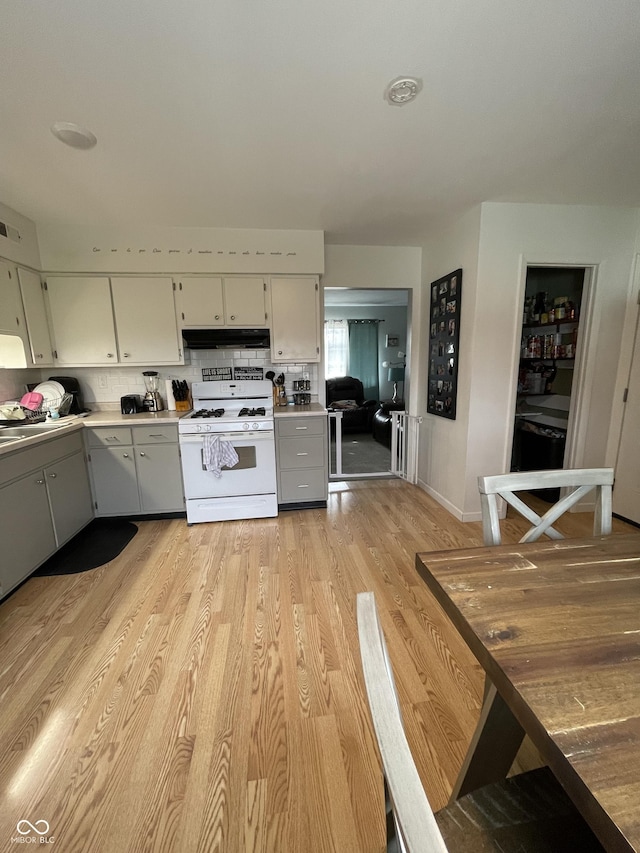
[47,375,88,414]
[142,371,164,412]
[121,394,143,414]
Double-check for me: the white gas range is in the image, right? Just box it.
[178,380,277,524]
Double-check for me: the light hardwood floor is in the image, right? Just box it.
[0,481,636,852]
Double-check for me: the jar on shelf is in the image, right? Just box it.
[554,296,567,320]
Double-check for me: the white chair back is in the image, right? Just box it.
[357,591,449,853]
[477,468,614,546]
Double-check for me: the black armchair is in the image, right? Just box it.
[326,376,378,434]
[372,401,405,449]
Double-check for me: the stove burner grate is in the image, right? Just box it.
[191,408,225,419]
[239,407,266,417]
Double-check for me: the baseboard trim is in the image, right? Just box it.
[417,479,465,521]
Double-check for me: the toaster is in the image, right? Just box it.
[120,394,142,414]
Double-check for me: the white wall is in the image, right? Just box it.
[418,206,482,517]
[0,201,41,269]
[37,224,324,274]
[419,202,640,520]
[323,245,422,289]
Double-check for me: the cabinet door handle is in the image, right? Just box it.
[278,350,283,355]
[139,451,146,457]
[298,484,309,488]
[106,436,120,441]
[295,426,308,430]
[36,353,43,359]
[48,472,57,479]
[214,314,220,320]
[35,478,45,485]
[123,453,129,458]
[296,452,309,456]
[107,353,114,358]
[230,315,235,320]
[123,352,130,358]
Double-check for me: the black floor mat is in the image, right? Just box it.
[33,518,138,576]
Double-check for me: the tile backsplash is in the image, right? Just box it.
[35,349,319,408]
[0,367,42,402]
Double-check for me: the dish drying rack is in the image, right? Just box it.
[3,392,73,425]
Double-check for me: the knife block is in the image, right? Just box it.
[175,399,191,411]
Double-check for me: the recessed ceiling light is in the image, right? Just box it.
[384,77,423,106]
[50,121,97,149]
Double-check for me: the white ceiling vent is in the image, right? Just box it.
[0,220,22,243]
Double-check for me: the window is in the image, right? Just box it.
[324,320,348,378]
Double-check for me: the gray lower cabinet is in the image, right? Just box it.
[276,415,328,507]
[47,449,94,544]
[0,430,93,599]
[87,424,184,515]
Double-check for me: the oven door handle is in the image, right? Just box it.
[179,431,273,443]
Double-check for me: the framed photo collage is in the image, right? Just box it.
[427,268,462,420]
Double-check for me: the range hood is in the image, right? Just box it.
[182,328,270,350]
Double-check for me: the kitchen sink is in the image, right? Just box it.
[0,423,72,440]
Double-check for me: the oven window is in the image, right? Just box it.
[201,445,257,471]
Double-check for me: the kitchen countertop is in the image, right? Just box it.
[0,419,85,457]
[0,406,327,457]
[519,413,568,430]
[81,410,186,427]
[274,403,327,418]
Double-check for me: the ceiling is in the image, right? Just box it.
[2,1,640,246]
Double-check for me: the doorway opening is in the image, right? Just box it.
[324,288,410,478]
[511,266,586,501]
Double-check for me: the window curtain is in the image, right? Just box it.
[348,320,379,400]
[324,320,349,378]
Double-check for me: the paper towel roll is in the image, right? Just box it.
[165,379,177,411]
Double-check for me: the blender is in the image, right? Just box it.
[142,371,164,412]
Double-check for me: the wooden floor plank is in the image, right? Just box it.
[0,480,635,850]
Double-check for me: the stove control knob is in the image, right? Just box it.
[196,424,202,432]
[252,422,259,430]
[243,422,250,430]
[204,424,211,431]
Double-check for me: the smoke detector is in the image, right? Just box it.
[384,77,423,106]
[50,121,97,149]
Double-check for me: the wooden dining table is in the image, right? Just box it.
[415,532,640,853]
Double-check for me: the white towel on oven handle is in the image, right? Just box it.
[202,434,239,477]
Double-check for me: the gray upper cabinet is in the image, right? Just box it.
[45,275,183,366]
[111,276,181,364]
[17,267,54,366]
[0,259,30,368]
[270,277,320,362]
[46,276,118,365]
[177,276,267,328]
